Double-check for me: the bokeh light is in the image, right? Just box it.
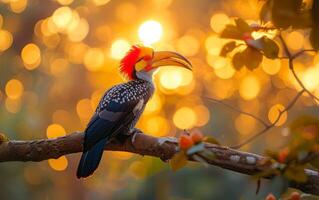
[5,79,24,100]
[262,57,281,75]
[0,30,13,52]
[173,107,197,129]
[56,0,74,5]
[76,98,94,121]
[0,14,3,28]
[46,123,66,138]
[84,48,105,71]
[144,93,162,114]
[91,0,111,6]
[67,18,89,42]
[52,7,73,30]
[9,0,27,13]
[301,64,319,91]
[48,156,68,171]
[145,115,169,136]
[214,64,236,79]
[239,75,260,100]
[235,114,256,136]
[268,104,287,126]
[286,31,304,50]
[176,35,200,57]
[210,13,230,33]
[194,105,210,127]
[21,43,41,70]
[112,151,133,160]
[50,58,69,76]
[159,68,182,90]
[111,39,131,59]
[116,2,137,23]
[5,98,21,113]
[138,20,163,45]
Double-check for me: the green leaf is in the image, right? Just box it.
[272,0,312,28]
[261,37,279,59]
[220,41,237,57]
[170,151,188,172]
[234,18,252,33]
[284,165,308,183]
[220,25,242,40]
[232,51,245,70]
[243,47,263,70]
[0,133,9,144]
[186,143,205,155]
[204,136,220,145]
[243,36,278,58]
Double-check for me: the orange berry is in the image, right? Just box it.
[289,192,300,200]
[278,148,289,163]
[191,131,204,143]
[265,193,276,200]
[179,135,194,150]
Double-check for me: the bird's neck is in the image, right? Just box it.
[136,71,154,84]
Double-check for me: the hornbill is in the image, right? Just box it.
[77,45,192,178]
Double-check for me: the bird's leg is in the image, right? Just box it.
[128,128,143,144]
[128,128,178,145]
[157,136,178,145]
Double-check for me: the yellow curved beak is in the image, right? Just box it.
[151,51,192,70]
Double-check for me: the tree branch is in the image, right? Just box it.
[0,131,319,195]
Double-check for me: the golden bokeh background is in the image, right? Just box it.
[0,0,318,199]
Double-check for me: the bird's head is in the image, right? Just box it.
[120,45,192,81]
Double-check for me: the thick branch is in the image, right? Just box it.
[0,132,319,195]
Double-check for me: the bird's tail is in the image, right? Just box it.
[76,138,107,178]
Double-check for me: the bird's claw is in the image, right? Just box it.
[157,137,178,145]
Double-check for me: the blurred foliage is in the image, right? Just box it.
[0,0,319,199]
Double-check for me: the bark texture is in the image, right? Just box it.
[0,131,319,195]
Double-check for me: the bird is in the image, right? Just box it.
[76,45,192,178]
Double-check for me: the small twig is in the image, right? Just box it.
[251,25,277,31]
[205,32,317,149]
[204,96,269,127]
[289,60,319,102]
[278,33,319,102]
[204,89,304,149]
[279,33,292,58]
[292,49,318,59]
[278,56,289,59]
[232,89,305,149]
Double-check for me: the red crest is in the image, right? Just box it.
[120,45,141,80]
